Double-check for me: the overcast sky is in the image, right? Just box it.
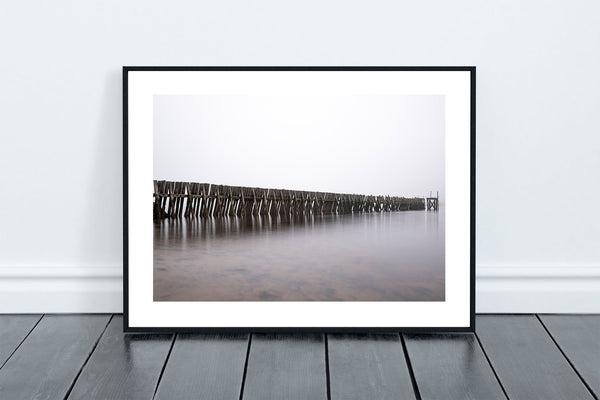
[154,95,444,199]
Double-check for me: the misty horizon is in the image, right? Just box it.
[154,94,445,200]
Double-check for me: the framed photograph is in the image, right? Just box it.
[123,66,475,332]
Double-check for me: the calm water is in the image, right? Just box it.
[154,209,444,301]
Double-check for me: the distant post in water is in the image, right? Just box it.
[427,191,439,211]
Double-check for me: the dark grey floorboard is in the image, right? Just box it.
[538,315,600,398]
[476,315,594,400]
[0,314,41,368]
[0,314,110,400]
[66,315,173,400]
[328,333,416,400]
[404,333,506,400]
[242,333,327,400]
[154,333,248,400]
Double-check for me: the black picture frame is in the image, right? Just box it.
[123,66,475,333]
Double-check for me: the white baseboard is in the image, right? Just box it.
[476,266,600,313]
[0,267,122,313]
[0,266,598,314]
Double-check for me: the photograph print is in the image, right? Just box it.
[124,67,474,330]
[153,94,445,302]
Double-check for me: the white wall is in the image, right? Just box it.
[1,0,598,313]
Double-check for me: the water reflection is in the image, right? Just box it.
[154,209,444,301]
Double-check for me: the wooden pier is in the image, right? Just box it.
[153,181,427,219]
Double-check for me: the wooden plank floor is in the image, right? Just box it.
[0,315,597,400]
